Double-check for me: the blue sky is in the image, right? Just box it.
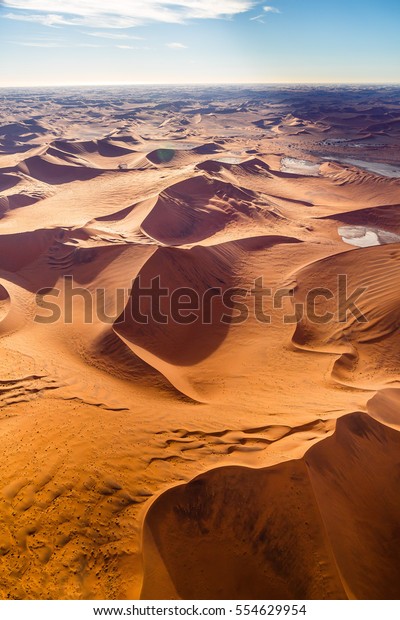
[0,0,399,86]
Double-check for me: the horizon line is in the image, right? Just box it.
[1,81,400,89]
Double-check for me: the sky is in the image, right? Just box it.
[0,0,399,86]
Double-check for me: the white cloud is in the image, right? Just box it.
[250,6,280,21]
[82,31,144,40]
[5,12,68,26]
[9,39,104,47]
[4,11,138,28]
[2,1,257,29]
[166,42,187,49]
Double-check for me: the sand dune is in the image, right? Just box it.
[323,204,400,229]
[16,154,102,184]
[367,389,400,430]
[320,161,400,188]
[53,138,137,158]
[0,172,54,218]
[114,234,301,402]
[196,156,273,176]
[140,174,272,246]
[292,243,400,388]
[0,228,59,272]
[0,173,21,192]
[142,413,400,599]
[0,192,40,215]
[0,120,48,139]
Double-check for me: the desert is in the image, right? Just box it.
[0,84,400,600]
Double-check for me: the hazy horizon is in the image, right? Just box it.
[1,81,400,89]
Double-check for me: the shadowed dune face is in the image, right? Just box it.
[0,229,58,272]
[147,149,176,165]
[196,157,273,176]
[0,173,20,192]
[142,461,347,600]
[142,413,400,600]
[17,155,103,184]
[114,244,236,367]
[0,192,40,215]
[324,205,400,232]
[1,85,400,599]
[0,282,11,322]
[53,139,137,158]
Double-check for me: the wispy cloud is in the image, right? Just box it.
[4,11,138,28]
[166,42,187,49]
[2,1,257,29]
[9,39,104,47]
[82,31,143,40]
[5,12,68,27]
[263,5,280,13]
[250,6,280,22]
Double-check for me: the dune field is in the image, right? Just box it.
[0,85,400,600]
